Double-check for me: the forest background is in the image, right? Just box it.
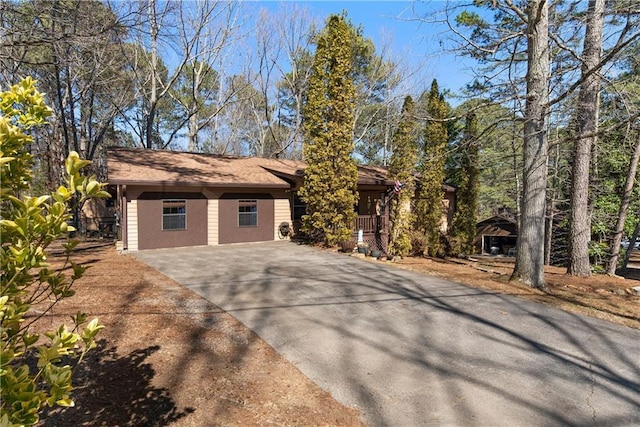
[1,0,639,277]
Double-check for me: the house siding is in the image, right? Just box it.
[273,198,291,240]
[208,199,219,245]
[127,200,138,251]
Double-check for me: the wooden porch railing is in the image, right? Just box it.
[354,215,382,234]
[352,215,388,252]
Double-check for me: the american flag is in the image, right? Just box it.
[393,180,404,193]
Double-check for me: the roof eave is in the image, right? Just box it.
[107,179,291,189]
[357,179,394,186]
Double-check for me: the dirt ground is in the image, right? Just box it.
[36,241,364,427]
[392,252,640,330]
[34,241,639,426]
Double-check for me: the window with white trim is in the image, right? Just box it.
[162,199,186,230]
[238,200,258,227]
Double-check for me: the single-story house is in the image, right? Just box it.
[474,213,517,255]
[106,148,455,252]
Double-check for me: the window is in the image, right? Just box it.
[162,200,186,230]
[238,200,258,227]
[292,192,306,221]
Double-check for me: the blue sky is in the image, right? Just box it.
[251,1,477,97]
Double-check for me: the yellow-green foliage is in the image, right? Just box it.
[415,80,449,257]
[299,14,359,246]
[450,112,480,255]
[388,96,418,257]
[0,78,108,426]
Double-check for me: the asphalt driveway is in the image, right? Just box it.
[133,241,640,426]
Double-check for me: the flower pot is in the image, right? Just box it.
[340,240,356,252]
[370,249,382,259]
[357,245,369,254]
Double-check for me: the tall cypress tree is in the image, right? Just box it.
[298,14,358,246]
[450,112,480,255]
[388,96,418,256]
[414,80,449,256]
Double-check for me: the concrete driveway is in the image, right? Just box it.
[133,241,640,426]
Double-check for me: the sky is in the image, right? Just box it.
[251,1,477,98]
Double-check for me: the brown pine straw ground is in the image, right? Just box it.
[33,241,639,426]
[392,252,640,330]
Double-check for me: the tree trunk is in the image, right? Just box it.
[544,210,554,266]
[607,132,640,274]
[567,0,605,276]
[622,220,640,272]
[146,0,158,149]
[511,0,550,290]
[545,134,561,265]
[188,113,199,152]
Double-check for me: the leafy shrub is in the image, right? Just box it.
[588,241,609,273]
[1,78,108,426]
[410,231,428,256]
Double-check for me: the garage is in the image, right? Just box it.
[218,193,275,244]
[136,192,208,250]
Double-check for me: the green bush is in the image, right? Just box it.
[1,78,108,426]
[410,230,428,257]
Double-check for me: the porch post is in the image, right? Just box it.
[382,191,390,253]
[120,185,128,250]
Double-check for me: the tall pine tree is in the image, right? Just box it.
[388,96,418,256]
[298,14,359,246]
[414,80,449,256]
[450,112,479,255]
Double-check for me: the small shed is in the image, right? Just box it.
[474,214,517,255]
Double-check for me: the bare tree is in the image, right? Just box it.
[121,0,239,149]
[250,4,317,158]
[1,0,133,183]
[173,3,240,152]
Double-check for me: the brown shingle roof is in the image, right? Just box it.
[107,148,303,188]
[107,148,397,188]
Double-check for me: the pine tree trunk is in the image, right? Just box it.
[567,0,605,276]
[607,133,640,275]
[545,138,561,265]
[512,0,550,289]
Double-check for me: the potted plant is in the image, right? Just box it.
[339,240,356,252]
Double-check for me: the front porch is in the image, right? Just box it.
[351,214,389,253]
